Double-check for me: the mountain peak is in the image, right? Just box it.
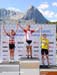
[22,6,49,24]
[28,5,35,9]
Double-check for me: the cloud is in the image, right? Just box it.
[50,19,57,22]
[52,2,57,7]
[37,2,57,20]
[38,8,54,18]
[54,13,57,18]
[43,10,54,18]
[38,3,49,10]
[38,8,57,22]
[37,2,57,21]
[6,7,21,12]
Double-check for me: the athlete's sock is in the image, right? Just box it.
[27,55,29,59]
[10,56,14,62]
[31,56,32,59]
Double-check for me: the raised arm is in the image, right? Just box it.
[15,23,19,32]
[34,26,42,32]
[3,25,9,35]
[18,23,25,31]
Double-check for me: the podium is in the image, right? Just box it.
[0,63,19,75]
[19,59,40,75]
[0,59,40,75]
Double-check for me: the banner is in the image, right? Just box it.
[0,25,1,62]
[40,70,57,75]
[0,23,56,65]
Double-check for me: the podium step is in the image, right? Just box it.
[40,65,50,69]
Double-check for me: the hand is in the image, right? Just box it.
[39,26,42,30]
[16,21,19,25]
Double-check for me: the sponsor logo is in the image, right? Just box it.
[32,34,40,36]
[2,50,8,52]
[3,55,8,56]
[48,50,53,52]
[18,30,23,32]
[2,41,8,43]
[18,55,23,56]
[16,34,24,36]
[33,54,38,56]
[2,46,8,48]
[33,46,39,48]
[49,54,53,56]
[49,46,54,48]
[34,50,39,52]
[42,30,51,33]
[49,42,54,44]
[17,46,24,48]
[33,42,39,44]
[17,42,24,44]
[3,58,7,60]
[18,50,22,52]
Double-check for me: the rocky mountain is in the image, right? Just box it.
[0,6,49,24]
[22,6,49,23]
[0,8,24,21]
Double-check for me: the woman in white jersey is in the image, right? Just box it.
[19,24,42,59]
[3,23,18,62]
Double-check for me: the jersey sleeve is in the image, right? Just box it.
[13,32,16,36]
[24,29,27,33]
[31,30,35,33]
[6,33,10,36]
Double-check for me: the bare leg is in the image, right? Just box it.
[26,46,29,58]
[29,46,32,58]
[10,49,14,61]
[42,55,45,65]
[10,49,12,60]
[46,55,49,65]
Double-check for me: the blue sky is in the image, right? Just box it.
[0,0,57,22]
